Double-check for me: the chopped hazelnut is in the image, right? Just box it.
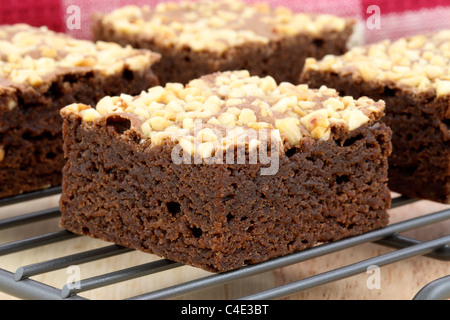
[218,112,237,127]
[179,137,195,155]
[275,117,302,146]
[80,108,101,122]
[196,141,215,158]
[436,80,450,98]
[237,108,257,125]
[196,128,218,142]
[300,109,329,131]
[149,116,173,131]
[342,109,369,131]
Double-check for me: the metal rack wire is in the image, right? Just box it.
[0,187,449,300]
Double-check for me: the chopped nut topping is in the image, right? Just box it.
[304,30,450,97]
[100,0,352,54]
[0,24,160,87]
[62,70,384,157]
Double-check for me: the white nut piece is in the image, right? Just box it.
[436,80,450,98]
[300,109,329,132]
[145,86,167,103]
[96,96,116,115]
[196,128,218,142]
[311,126,329,139]
[271,96,297,113]
[196,141,215,158]
[358,64,378,81]
[226,98,244,107]
[275,117,302,146]
[141,121,152,137]
[259,76,277,92]
[182,118,195,130]
[218,112,237,128]
[248,121,271,130]
[126,54,151,71]
[80,108,101,122]
[298,101,316,110]
[323,97,345,111]
[63,103,91,114]
[207,117,221,126]
[179,137,195,156]
[150,132,171,146]
[149,116,173,131]
[342,109,370,131]
[237,108,257,125]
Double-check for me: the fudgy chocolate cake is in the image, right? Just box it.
[0,24,160,198]
[59,70,392,272]
[92,0,355,85]
[301,30,450,203]
[60,70,392,272]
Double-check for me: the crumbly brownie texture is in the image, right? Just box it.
[92,0,354,85]
[0,24,160,198]
[60,70,392,272]
[301,30,450,203]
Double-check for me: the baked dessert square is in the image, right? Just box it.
[301,30,450,203]
[0,24,160,198]
[59,70,392,272]
[92,0,355,85]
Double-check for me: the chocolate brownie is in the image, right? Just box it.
[59,70,392,272]
[92,0,355,85]
[301,30,450,203]
[0,24,160,198]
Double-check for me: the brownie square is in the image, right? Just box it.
[59,70,392,272]
[92,0,355,85]
[301,30,450,203]
[0,24,160,198]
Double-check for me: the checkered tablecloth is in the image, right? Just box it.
[1,0,450,43]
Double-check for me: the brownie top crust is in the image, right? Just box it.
[62,70,384,159]
[97,0,354,53]
[0,24,161,94]
[303,30,450,98]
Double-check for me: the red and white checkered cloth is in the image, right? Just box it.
[1,0,450,44]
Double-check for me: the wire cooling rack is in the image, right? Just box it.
[0,187,449,300]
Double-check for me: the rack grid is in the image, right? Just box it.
[0,187,449,300]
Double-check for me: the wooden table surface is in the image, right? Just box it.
[0,193,448,300]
